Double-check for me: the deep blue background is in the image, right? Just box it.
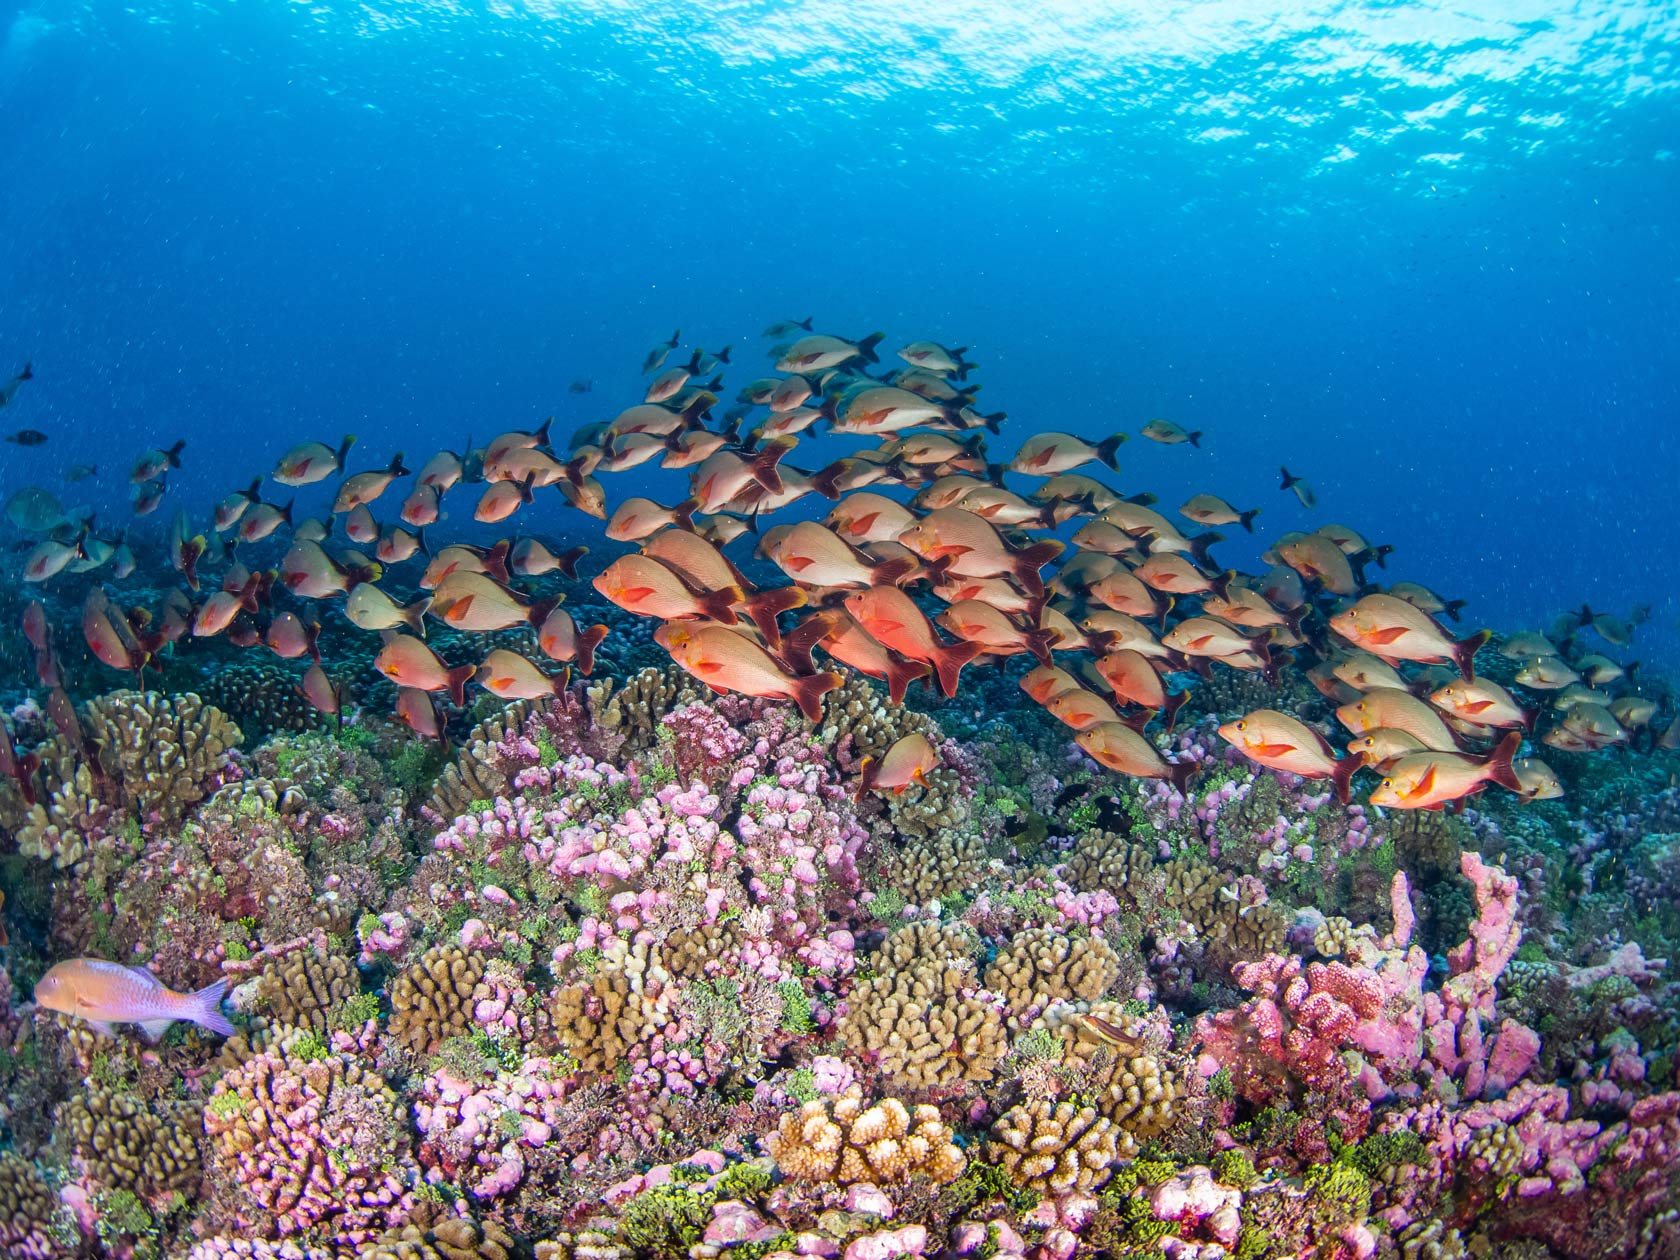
[0,2,1675,660]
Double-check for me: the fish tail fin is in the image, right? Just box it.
[957,352,979,380]
[933,639,985,698]
[1453,628,1492,681]
[517,473,535,504]
[18,362,33,380]
[797,317,813,331]
[306,620,322,665]
[1625,660,1640,682]
[699,587,743,626]
[855,332,885,363]
[1239,507,1261,533]
[748,438,795,494]
[1442,597,1467,622]
[166,439,186,467]
[855,755,878,801]
[534,416,554,449]
[1283,605,1309,638]
[716,344,733,364]
[678,394,713,428]
[671,498,700,532]
[446,663,476,708]
[185,978,235,1037]
[1190,531,1224,573]
[885,656,930,705]
[1011,540,1065,595]
[1485,730,1524,794]
[528,596,563,628]
[869,555,918,587]
[1022,627,1056,669]
[791,670,843,723]
[743,586,808,647]
[387,452,410,478]
[279,499,295,527]
[1279,466,1300,490]
[1331,751,1365,805]
[1372,543,1394,569]
[1121,491,1155,507]
[979,410,1007,434]
[416,526,431,558]
[1162,688,1189,735]
[338,434,358,465]
[576,624,609,676]
[550,666,574,697]
[557,544,588,579]
[1186,430,1203,448]
[1520,704,1539,734]
[1095,433,1126,471]
[404,596,434,638]
[244,476,263,500]
[1167,758,1198,797]
[809,461,848,501]
[985,461,1009,487]
[349,560,383,590]
[1117,709,1152,735]
[484,538,512,584]
[780,609,842,675]
[682,348,703,375]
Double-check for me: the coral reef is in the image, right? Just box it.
[0,673,1676,1259]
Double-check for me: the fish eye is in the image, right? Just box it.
[1235,721,1245,730]
[1381,779,1391,788]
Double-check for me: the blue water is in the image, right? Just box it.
[1,2,1676,658]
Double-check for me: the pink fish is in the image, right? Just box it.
[34,959,233,1040]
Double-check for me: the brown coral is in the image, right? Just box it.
[585,666,702,756]
[871,831,997,906]
[425,699,543,824]
[985,1098,1120,1194]
[199,661,321,737]
[984,928,1119,1030]
[836,924,1004,1088]
[389,945,486,1054]
[0,1151,74,1259]
[551,940,677,1074]
[59,1083,202,1196]
[1033,1001,1180,1149]
[820,675,971,841]
[257,951,363,1033]
[767,1084,966,1185]
[8,689,241,868]
[1463,1121,1525,1181]
[358,1210,517,1260]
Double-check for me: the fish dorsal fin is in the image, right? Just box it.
[125,965,160,988]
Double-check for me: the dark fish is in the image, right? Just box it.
[5,429,47,446]
[66,464,98,482]
[130,440,186,484]
[1279,465,1316,508]
[569,379,593,394]
[0,362,33,409]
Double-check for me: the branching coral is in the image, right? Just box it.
[985,1099,1120,1194]
[0,1151,75,1259]
[204,1026,413,1240]
[983,927,1119,1030]
[390,946,487,1054]
[257,950,364,1032]
[60,1083,202,1199]
[767,1084,966,1185]
[424,699,544,825]
[836,924,1006,1089]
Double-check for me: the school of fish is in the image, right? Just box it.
[3,328,1666,820]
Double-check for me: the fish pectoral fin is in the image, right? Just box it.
[1363,626,1411,645]
[1462,700,1493,714]
[927,544,973,559]
[1405,765,1438,801]
[84,1019,117,1038]
[621,586,655,602]
[695,660,726,676]
[138,1018,175,1042]
[1251,742,1298,758]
